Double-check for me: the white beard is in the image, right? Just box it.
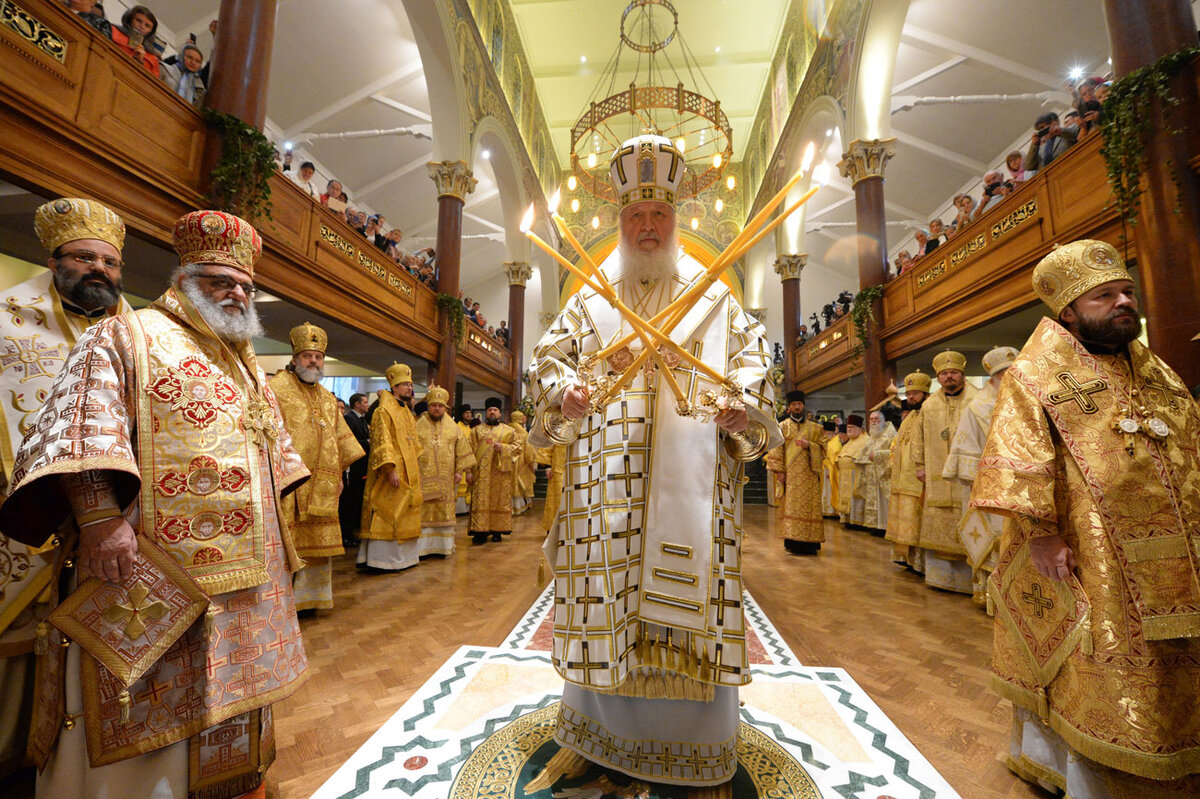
[180,278,264,342]
[618,230,681,284]
[294,364,324,384]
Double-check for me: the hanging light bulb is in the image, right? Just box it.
[690,217,699,230]
[591,215,600,229]
[712,153,722,169]
[726,176,736,190]
[714,198,724,213]
[675,137,687,153]
[587,152,597,169]
[567,175,578,191]
[570,198,580,213]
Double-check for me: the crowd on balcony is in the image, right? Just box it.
[459,294,510,346]
[890,75,1110,277]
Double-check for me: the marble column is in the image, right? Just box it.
[773,254,806,387]
[838,138,898,408]
[504,261,533,405]
[427,160,477,391]
[1102,0,1200,385]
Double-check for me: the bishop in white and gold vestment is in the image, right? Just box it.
[973,240,1200,796]
[0,211,310,799]
[836,414,868,526]
[415,385,474,556]
[0,198,133,779]
[856,407,897,532]
[270,323,364,611]
[528,134,780,795]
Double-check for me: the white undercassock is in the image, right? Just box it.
[531,252,779,788]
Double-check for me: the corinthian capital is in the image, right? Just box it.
[773,254,807,281]
[538,312,557,330]
[837,138,897,186]
[426,160,478,200]
[504,261,533,287]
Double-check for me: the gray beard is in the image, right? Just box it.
[180,278,264,342]
[55,269,122,310]
[294,364,324,384]
[618,232,680,284]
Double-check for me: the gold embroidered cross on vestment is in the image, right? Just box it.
[101,581,169,640]
[1048,372,1107,413]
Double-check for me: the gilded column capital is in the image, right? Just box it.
[745,308,768,325]
[426,160,478,200]
[837,138,897,187]
[773,254,808,281]
[503,261,533,287]
[538,312,557,330]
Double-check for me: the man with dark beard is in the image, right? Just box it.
[972,239,1200,795]
[0,198,133,782]
[270,323,364,614]
[0,210,310,798]
[885,372,931,568]
[766,390,826,553]
[467,398,519,544]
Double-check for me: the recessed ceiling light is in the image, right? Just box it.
[481,149,491,159]
[714,46,721,54]
[580,55,587,63]
[825,129,833,137]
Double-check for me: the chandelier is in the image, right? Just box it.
[569,0,733,203]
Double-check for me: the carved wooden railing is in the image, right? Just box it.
[790,133,1134,393]
[0,0,516,393]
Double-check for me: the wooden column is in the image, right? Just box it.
[504,261,532,406]
[774,254,806,387]
[839,138,897,408]
[1102,0,1200,385]
[427,160,477,391]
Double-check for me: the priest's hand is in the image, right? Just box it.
[466,472,475,485]
[796,437,810,449]
[915,468,926,483]
[386,468,401,489]
[561,384,590,420]
[79,517,138,583]
[1029,535,1077,581]
[715,408,749,433]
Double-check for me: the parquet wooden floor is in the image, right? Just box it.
[0,504,1049,798]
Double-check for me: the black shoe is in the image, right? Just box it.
[784,539,821,555]
[471,534,487,544]
[297,608,317,618]
[491,533,503,542]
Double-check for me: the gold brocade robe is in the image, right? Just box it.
[416,413,475,528]
[270,370,364,557]
[509,422,536,500]
[943,380,1003,574]
[822,435,842,515]
[0,287,310,768]
[885,411,924,547]
[536,444,567,533]
[0,271,132,655]
[972,318,1200,782]
[856,423,896,530]
[468,422,519,533]
[912,383,977,555]
[361,391,422,541]
[456,421,473,506]
[836,434,868,518]
[765,418,825,543]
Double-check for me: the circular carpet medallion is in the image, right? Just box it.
[449,702,822,798]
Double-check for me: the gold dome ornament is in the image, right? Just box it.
[34,198,126,253]
[289,322,328,355]
[1033,239,1131,316]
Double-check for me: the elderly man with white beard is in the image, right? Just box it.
[0,211,310,799]
[527,134,779,799]
[270,323,364,615]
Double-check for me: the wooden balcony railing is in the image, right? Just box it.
[0,0,516,393]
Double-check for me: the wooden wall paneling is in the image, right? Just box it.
[413,285,438,329]
[0,0,90,121]
[261,175,315,262]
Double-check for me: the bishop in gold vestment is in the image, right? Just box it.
[836,415,868,526]
[468,398,519,544]
[913,351,977,593]
[0,199,135,779]
[885,372,930,567]
[821,422,842,516]
[508,410,537,515]
[0,211,310,799]
[972,241,1200,796]
[270,323,364,612]
[765,390,825,553]
[856,407,897,532]
[359,363,423,572]
[415,386,475,556]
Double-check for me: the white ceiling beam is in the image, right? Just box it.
[901,26,1062,88]
[283,62,425,138]
[892,56,967,93]
[356,154,430,197]
[818,180,927,221]
[464,211,505,233]
[805,195,855,222]
[369,94,433,123]
[893,131,988,174]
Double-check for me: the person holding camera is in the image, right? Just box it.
[1023,111,1078,171]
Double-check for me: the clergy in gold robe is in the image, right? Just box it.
[943,346,1016,608]
[0,198,134,781]
[455,406,475,515]
[765,390,825,554]
[468,397,520,544]
[415,385,475,557]
[912,351,978,593]
[269,323,364,612]
[821,421,842,516]
[359,363,423,571]
[856,406,898,532]
[836,415,868,526]
[508,410,536,515]
[535,444,567,534]
[885,371,930,567]
[972,240,1200,796]
[0,211,310,799]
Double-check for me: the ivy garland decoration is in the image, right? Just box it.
[1098,46,1200,226]
[849,285,885,358]
[202,108,276,222]
[436,293,467,348]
